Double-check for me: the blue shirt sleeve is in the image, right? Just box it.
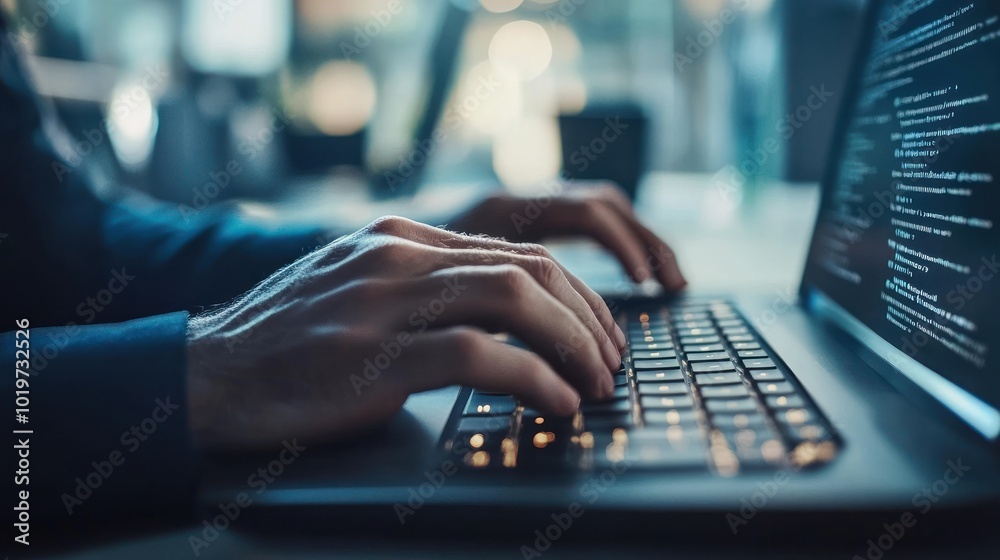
[4,312,201,523]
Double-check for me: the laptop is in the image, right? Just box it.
[202,0,1000,541]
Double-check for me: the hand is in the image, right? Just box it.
[186,216,626,451]
[448,182,687,290]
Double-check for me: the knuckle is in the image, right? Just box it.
[449,328,486,369]
[526,255,562,286]
[519,242,549,257]
[492,263,534,295]
[366,215,412,237]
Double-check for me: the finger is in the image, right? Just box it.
[378,266,615,400]
[431,237,624,353]
[397,327,580,415]
[351,216,625,355]
[390,221,625,353]
[416,246,622,371]
[550,199,653,283]
[589,189,687,290]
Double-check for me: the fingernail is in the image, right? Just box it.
[604,340,621,371]
[613,324,626,350]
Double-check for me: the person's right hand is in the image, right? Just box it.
[186,216,627,451]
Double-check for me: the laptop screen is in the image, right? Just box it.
[802,0,1000,435]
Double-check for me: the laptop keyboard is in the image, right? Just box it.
[441,300,839,475]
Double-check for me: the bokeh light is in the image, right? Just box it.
[488,20,553,82]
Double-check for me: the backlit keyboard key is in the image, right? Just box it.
[637,382,689,396]
[758,381,795,395]
[691,361,737,374]
[685,352,731,362]
[636,370,685,383]
[743,358,776,369]
[633,358,681,370]
[699,384,750,399]
[695,372,742,385]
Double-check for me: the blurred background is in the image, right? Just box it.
[3,0,865,235]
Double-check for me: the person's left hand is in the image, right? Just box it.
[448,182,687,291]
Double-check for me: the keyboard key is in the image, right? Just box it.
[583,386,629,402]
[464,394,517,416]
[699,384,750,399]
[680,336,721,345]
[738,349,768,359]
[716,319,744,328]
[643,409,699,425]
[457,416,512,433]
[636,370,685,383]
[749,369,785,382]
[695,371,743,385]
[766,394,805,409]
[743,358,776,369]
[685,352,731,362]
[673,313,710,322]
[776,408,814,425]
[629,333,671,345]
[711,412,767,430]
[758,381,795,395]
[639,395,693,409]
[637,382,689,396]
[723,428,783,466]
[673,320,713,329]
[705,398,758,413]
[633,358,681,370]
[675,328,714,337]
[731,342,761,350]
[624,428,708,469]
[631,341,674,351]
[613,373,629,387]
[780,423,831,441]
[683,343,725,353]
[628,325,670,335]
[727,334,756,343]
[583,413,634,431]
[581,399,632,415]
[631,350,677,360]
[691,361,737,374]
[721,327,749,336]
[518,427,571,468]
